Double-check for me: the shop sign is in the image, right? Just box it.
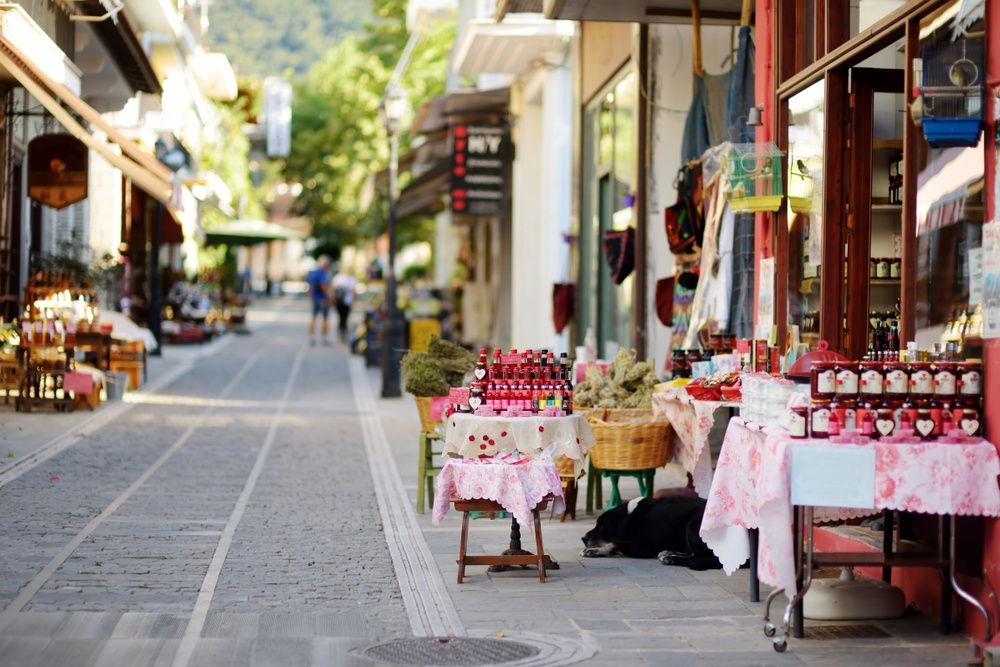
[27,134,88,209]
[451,123,508,217]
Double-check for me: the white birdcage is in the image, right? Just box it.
[721,142,785,212]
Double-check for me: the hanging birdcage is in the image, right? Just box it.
[787,154,818,214]
[920,37,983,148]
[721,142,784,212]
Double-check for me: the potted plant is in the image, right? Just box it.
[401,334,476,432]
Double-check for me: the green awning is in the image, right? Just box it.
[203,219,306,246]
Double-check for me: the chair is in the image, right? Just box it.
[414,396,446,514]
[109,341,146,390]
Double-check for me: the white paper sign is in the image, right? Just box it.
[970,247,984,307]
[758,257,775,335]
[790,446,876,509]
[983,222,1000,339]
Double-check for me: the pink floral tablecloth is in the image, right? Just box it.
[431,458,565,528]
[442,413,596,476]
[700,416,1000,597]
[651,390,737,497]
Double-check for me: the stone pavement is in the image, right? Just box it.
[0,297,985,667]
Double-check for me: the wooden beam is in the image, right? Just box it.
[819,70,847,353]
[900,18,920,347]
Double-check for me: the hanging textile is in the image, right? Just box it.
[728,212,756,339]
[552,282,575,334]
[602,228,635,285]
[726,0,756,142]
[682,0,732,163]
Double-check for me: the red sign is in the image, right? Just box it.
[28,134,88,209]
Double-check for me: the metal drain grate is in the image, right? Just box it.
[803,624,891,640]
[362,637,540,665]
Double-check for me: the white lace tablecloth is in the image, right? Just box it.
[700,416,1000,596]
[651,390,737,497]
[442,413,596,476]
[431,458,565,528]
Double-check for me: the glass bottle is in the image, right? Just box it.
[811,361,837,401]
[810,401,831,439]
[562,364,574,414]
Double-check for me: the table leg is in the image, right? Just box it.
[882,509,894,583]
[489,516,560,573]
[749,527,760,603]
[948,514,991,646]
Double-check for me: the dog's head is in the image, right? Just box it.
[581,498,641,549]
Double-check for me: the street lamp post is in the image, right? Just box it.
[379,85,409,399]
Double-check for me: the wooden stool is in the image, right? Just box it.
[586,459,655,511]
[451,496,552,583]
[416,431,444,514]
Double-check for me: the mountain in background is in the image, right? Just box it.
[204,0,370,78]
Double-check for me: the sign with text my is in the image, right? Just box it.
[451,123,508,217]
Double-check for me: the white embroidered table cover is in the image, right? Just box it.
[651,390,731,497]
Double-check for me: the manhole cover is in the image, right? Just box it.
[362,637,540,666]
[803,624,891,640]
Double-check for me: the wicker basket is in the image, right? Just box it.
[414,395,445,433]
[588,415,673,471]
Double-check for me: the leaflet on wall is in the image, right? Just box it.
[757,257,775,337]
[970,247,983,307]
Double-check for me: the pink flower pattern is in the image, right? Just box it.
[699,418,1000,597]
[652,391,729,497]
[431,459,565,527]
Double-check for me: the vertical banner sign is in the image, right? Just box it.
[27,134,88,209]
[451,123,507,216]
[264,77,292,158]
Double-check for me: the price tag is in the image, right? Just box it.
[449,387,470,406]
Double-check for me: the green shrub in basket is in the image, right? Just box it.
[575,348,659,409]
[400,335,476,397]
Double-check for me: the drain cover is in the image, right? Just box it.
[803,624,891,640]
[362,637,540,665]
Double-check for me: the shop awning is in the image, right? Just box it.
[397,160,451,218]
[542,0,747,25]
[452,17,574,76]
[0,6,173,206]
[203,219,306,246]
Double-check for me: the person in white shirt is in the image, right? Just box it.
[330,269,358,342]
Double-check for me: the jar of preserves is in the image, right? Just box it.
[874,407,896,439]
[914,408,936,440]
[907,362,934,401]
[957,361,983,406]
[959,408,981,438]
[869,258,878,278]
[889,257,901,279]
[835,361,860,398]
[876,258,890,278]
[789,406,809,439]
[810,401,831,439]
[883,359,910,401]
[859,361,884,402]
[932,361,957,398]
[811,361,838,401]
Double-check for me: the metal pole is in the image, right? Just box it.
[149,199,162,357]
[381,127,402,398]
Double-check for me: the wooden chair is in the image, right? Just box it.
[416,430,444,514]
[451,495,552,583]
[555,454,582,521]
[109,341,146,390]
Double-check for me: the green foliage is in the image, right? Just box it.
[204,0,369,77]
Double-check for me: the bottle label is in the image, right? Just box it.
[934,371,956,395]
[885,369,908,394]
[811,407,830,433]
[788,411,807,437]
[836,369,858,395]
[911,370,933,395]
[961,370,982,395]
[861,370,883,395]
[816,370,836,394]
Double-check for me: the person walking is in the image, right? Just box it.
[306,255,333,346]
[331,267,358,343]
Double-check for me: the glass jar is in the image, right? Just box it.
[907,362,934,401]
[883,359,910,402]
[789,406,809,439]
[810,401,831,439]
[859,361,884,402]
[957,361,983,405]
[959,408,981,438]
[835,361,859,398]
[869,257,878,278]
[914,408,935,440]
[811,361,838,401]
[932,361,957,398]
[889,257,901,279]
[874,407,896,439]
[876,258,890,278]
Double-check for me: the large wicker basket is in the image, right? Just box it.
[414,395,445,433]
[587,413,672,471]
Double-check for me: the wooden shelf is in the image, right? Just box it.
[813,550,946,569]
[870,278,900,286]
[873,139,903,150]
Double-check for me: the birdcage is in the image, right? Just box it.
[787,154,818,214]
[721,142,784,212]
[920,37,983,148]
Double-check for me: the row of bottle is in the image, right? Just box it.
[810,359,982,404]
[868,311,899,353]
[790,399,979,441]
[469,348,573,414]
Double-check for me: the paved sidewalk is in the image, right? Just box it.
[0,297,985,667]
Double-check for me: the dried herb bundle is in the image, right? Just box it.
[401,335,476,397]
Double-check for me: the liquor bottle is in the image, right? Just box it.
[531,354,543,413]
[469,348,488,411]
[497,369,510,411]
[518,367,531,410]
[562,363,574,414]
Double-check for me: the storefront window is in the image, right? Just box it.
[580,70,637,358]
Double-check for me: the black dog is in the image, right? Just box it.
[580,495,722,571]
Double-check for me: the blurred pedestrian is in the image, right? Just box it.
[331,267,358,342]
[307,255,333,346]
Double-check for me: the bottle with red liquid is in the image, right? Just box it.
[562,363,574,414]
[469,348,488,411]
